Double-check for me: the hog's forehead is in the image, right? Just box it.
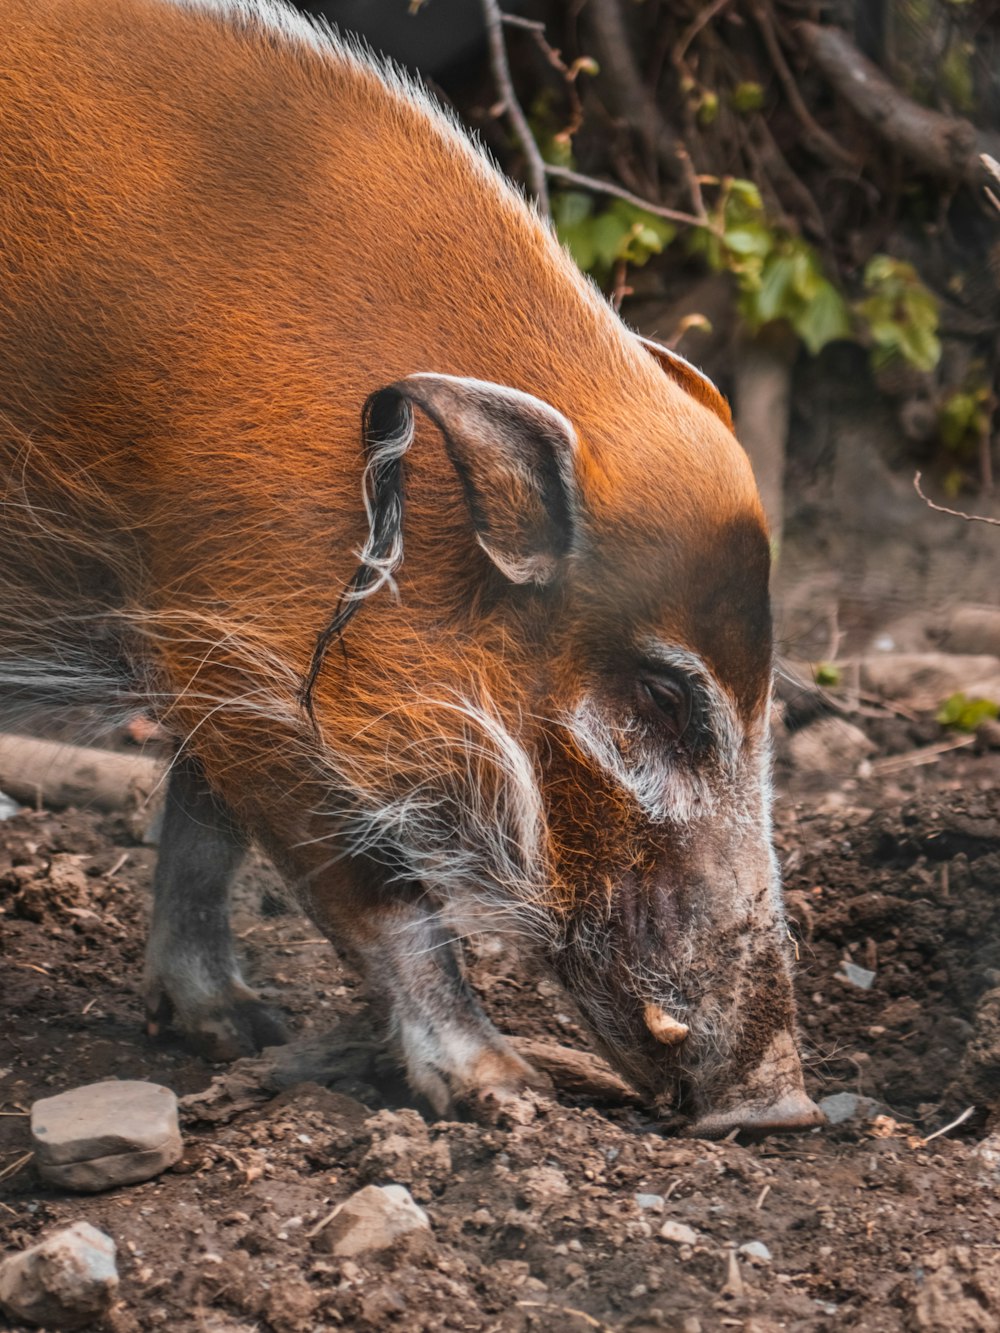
[566,382,772,713]
[573,508,773,719]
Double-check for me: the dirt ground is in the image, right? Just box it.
[2,705,1000,1333]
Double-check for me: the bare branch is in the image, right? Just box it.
[481,0,550,216]
[982,154,1000,213]
[798,23,1000,188]
[675,0,734,67]
[585,0,681,184]
[500,14,545,34]
[913,472,1000,526]
[753,5,857,169]
[543,164,719,233]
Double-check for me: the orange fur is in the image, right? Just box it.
[0,0,810,1124]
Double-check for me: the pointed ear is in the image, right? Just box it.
[392,372,579,585]
[300,373,578,717]
[637,336,733,430]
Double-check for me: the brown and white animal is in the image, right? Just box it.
[0,0,822,1135]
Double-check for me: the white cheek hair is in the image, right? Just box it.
[566,696,720,825]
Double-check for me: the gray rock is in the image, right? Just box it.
[0,1222,118,1329]
[941,606,1000,659]
[634,1192,665,1212]
[659,1220,699,1246]
[32,1080,182,1192]
[0,789,19,820]
[787,717,875,778]
[738,1240,772,1262]
[859,652,1000,708]
[817,1092,880,1125]
[840,961,877,990]
[319,1184,431,1258]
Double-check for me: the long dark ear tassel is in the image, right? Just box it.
[300,388,413,721]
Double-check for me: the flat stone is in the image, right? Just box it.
[787,717,875,778]
[941,607,1000,659]
[840,961,877,990]
[635,1192,665,1212]
[0,1221,118,1329]
[817,1092,880,1125]
[319,1184,431,1258]
[659,1220,699,1246]
[859,652,1000,708]
[32,1080,181,1192]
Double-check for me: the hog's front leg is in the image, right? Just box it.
[143,753,288,1060]
[306,872,543,1116]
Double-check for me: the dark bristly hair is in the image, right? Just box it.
[300,388,413,719]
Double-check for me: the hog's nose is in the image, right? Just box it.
[687,1089,825,1139]
[682,1029,825,1139]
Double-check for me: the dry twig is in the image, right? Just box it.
[982,153,1000,212]
[482,0,550,215]
[913,472,1000,527]
[868,735,975,777]
[586,0,680,184]
[517,1303,611,1331]
[674,0,735,67]
[543,164,717,232]
[754,6,856,168]
[921,1106,976,1146]
[0,1151,33,1184]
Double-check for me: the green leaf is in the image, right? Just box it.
[939,390,979,451]
[795,279,852,354]
[558,221,597,271]
[790,248,822,300]
[728,179,764,211]
[906,289,939,332]
[814,662,842,687]
[936,693,1000,731]
[864,254,899,288]
[724,224,773,258]
[697,90,719,126]
[754,254,797,323]
[552,190,593,228]
[897,322,941,372]
[590,211,632,266]
[731,81,765,113]
[624,224,672,264]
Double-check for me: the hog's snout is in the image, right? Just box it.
[688,1089,825,1139]
[682,1031,825,1139]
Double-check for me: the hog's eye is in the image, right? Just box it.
[636,670,690,738]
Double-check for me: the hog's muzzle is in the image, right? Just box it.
[642,1002,822,1133]
[681,1031,825,1138]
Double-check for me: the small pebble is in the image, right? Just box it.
[738,1240,772,1263]
[660,1220,699,1246]
[840,961,877,990]
[634,1193,665,1212]
[817,1092,880,1126]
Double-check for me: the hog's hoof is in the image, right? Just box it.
[145,982,289,1062]
[455,1049,553,1124]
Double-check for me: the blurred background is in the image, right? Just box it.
[297,0,1000,670]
